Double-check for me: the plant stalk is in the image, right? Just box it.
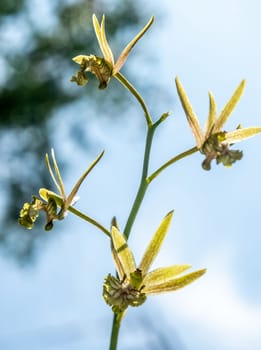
[67,206,110,236]
[109,312,125,350]
[109,74,197,350]
[123,124,155,239]
[108,125,155,350]
[147,146,198,183]
[115,72,153,127]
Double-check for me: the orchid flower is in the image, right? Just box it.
[19,149,104,230]
[103,211,206,314]
[175,77,261,170]
[71,14,154,89]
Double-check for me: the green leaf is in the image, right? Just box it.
[213,80,246,133]
[139,211,174,275]
[175,77,204,148]
[143,265,191,286]
[225,127,261,143]
[143,268,206,294]
[111,226,136,280]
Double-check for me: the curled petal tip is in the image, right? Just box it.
[72,55,86,64]
[166,210,174,218]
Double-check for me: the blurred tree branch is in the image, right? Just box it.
[0,0,143,264]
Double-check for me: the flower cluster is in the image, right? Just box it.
[19,149,104,230]
[103,211,206,315]
[71,14,154,89]
[18,12,261,348]
[175,77,261,170]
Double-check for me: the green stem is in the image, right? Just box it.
[45,191,110,236]
[109,76,196,350]
[108,146,198,350]
[114,72,153,127]
[108,76,155,350]
[67,206,110,237]
[108,127,155,350]
[124,125,156,239]
[39,188,111,237]
[147,146,198,183]
[109,312,125,350]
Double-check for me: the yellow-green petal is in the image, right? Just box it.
[111,226,136,280]
[175,77,204,148]
[65,150,104,208]
[205,91,217,138]
[142,265,191,287]
[45,149,65,198]
[225,127,261,144]
[72,55,89,65]
[139,211,174,275]
[213,80,246,133]
[39,188,53,202]
[18,201,40,230]
[114,16,154,74]
[143,268,206,295]
[39,189,63,206]
[92,14,114,65]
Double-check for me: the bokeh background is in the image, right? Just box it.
[1,0,261,349]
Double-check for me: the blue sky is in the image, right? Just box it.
[1,1,261,349]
